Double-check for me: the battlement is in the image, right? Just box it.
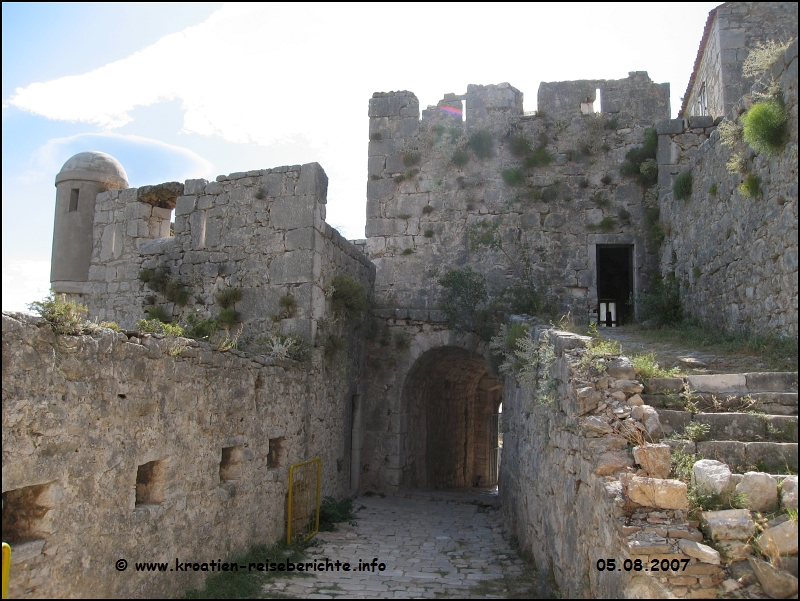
[538,71,670,122]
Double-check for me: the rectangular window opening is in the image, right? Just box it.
[135,460,166,506]
[69,189,79,212]
[267,437,285,469]
[595,88,602,114]
[1,483,54,544]
[219,446,244,482]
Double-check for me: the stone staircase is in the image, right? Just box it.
[641,372,798,475]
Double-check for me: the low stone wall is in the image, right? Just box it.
[500,327,725,598]
[1,312,352,598]
[658,41,798,337]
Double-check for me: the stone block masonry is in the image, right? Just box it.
[86,163,374,342]
[500,327,725,599]
[658,41,798,337]
[366,74,669,321]
[1,311,355,598]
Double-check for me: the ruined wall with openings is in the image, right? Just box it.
[365,75,669,324]
[658,41,798,337]
[500,326,726,599]
[1,311,357,599]
[86,163,374,343]
[683,2,798,119]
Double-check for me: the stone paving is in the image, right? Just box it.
[260,489,549,599]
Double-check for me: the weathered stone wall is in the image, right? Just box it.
[684,2,798,119]
[500,326,725,598]
[538,72,670,123]
[365,76,669,323]
[86,163,374,342]
[659,41,798,337]
[2,311,355,599]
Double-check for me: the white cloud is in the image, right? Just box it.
[1,259,51,313]
[6,3,720,240]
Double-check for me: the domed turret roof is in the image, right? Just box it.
[56,151,128,187]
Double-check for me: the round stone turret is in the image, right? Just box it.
[51,151,129,294]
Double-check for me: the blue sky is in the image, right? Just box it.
[2,2,721,312]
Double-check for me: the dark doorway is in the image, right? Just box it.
[596,245,634,325]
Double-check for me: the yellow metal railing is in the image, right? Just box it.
[286,458,321,544]
[2,543,10,599]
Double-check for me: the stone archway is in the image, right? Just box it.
[400,346,502,489]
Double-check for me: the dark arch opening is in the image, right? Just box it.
[400,346,502,489]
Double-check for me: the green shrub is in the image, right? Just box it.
[742,98,789,156]
[323,333,346,357]
[145,305,171,323]
[649,222,666,245]
[619,208,631,222]
[424,229,434,238]
[743,99,788,155]
[501,168,525,186]
[604,117,619,130]
[139,269,191,306]
[637,272,682,325]
[452,149,469,167]
[597,217,617,232]
[184,310,219,340]
[468,130,493,159]
[319,497,357,531]
[136,318,185,337]
[397,213,412,219]
[708,182,718,195]
[540,181,562,202]
[422,205,434,214]
[600,174,612,185]
[218,307,240,327]
[393,173,406,183]
[401,248,414,255]
[28,293,88,335]
[523,147,553,169]
[620,128,658,186]
[673,171,693,201]
[254,187,267,200]
[508,135,532,157]
[403,152,421,167]
[739,173,761,198]
[369,132,382,141]
[692,266,702,279]
[578,178,589,189]
[215,288,242,309]
[330,275,369,320]
[438,267,488,332]
[278,295,297,318]
[631,352,679,379]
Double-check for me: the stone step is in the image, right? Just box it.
[664,439,798,474]
[656,410,797,443]
[642,392,798,415]
[644,372,798,395]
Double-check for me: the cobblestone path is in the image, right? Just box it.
[261,490,550,599]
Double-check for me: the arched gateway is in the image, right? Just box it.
[400,345,502,489]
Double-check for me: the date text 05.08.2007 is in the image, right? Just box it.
[596,558,690,572]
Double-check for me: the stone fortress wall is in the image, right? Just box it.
[2,310,356,598]
[658,40,798,336]
[85,162,374,342]
[365,74,669,321]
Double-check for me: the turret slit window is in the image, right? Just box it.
[69,189,80,212]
